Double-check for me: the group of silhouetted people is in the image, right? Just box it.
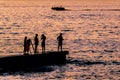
[23,36,33,54]
[23,33,64,55]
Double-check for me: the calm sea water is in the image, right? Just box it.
[0,0,120,80]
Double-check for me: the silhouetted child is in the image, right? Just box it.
[57,33,64,51]
[41,34,46,53]
[23,36,27,54]
[34,34,39,53]
[26,39,32,54]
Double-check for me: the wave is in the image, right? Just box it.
[73,9,120,11]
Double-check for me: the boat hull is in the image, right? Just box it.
[51,7,65,11]
[0,51,69,70]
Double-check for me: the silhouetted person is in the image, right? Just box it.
[57,33,64,51]
[34,34,39,53]
[23,36,27,55]
[26,39,32,54]
[41,34,46,53]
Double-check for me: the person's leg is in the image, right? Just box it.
[35,45,38,53]
[34,45,36,53]
[43,47,45,53]
[23,48,25,53]
[58,45,59,51]
[61,45,62,51]
[42,47,43,53]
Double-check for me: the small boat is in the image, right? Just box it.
[51,6,65,11]
[0,51,69,70]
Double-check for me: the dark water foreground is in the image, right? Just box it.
[0,57,119,77]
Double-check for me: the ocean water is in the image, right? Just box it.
[0,0,120,79]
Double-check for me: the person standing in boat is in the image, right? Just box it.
[41,34,46,53]
[57,33,64,51]
[23,36,27,55]
[34,34,39,53]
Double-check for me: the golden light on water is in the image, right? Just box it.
[0,0,120,79]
